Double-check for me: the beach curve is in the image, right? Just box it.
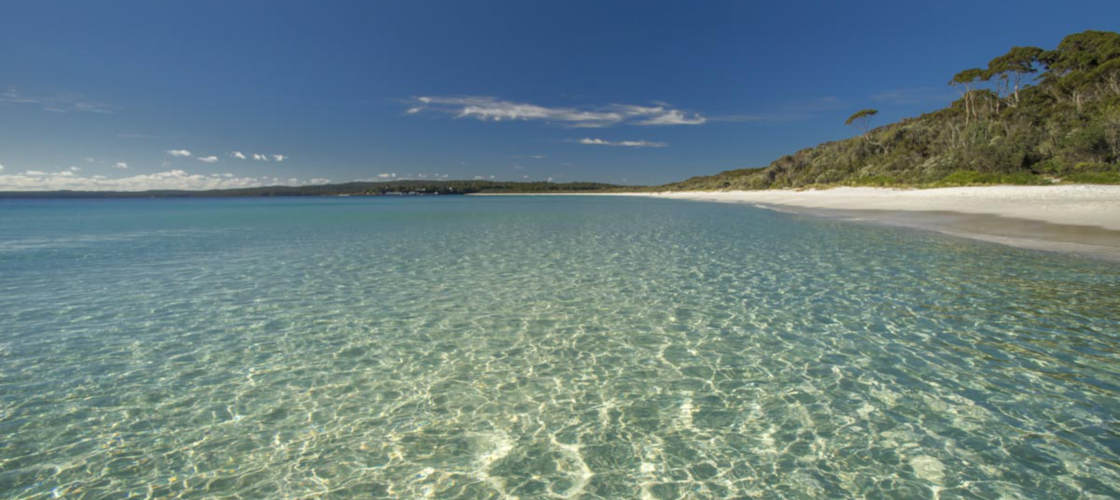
[611,185,1120,261]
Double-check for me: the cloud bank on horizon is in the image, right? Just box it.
[0,169,329,192]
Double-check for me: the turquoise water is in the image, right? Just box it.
[1,196,1119,498]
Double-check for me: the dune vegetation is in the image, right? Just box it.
[666,30,1120,190]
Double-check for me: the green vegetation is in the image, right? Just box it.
[666,30,1120,190]
[0,180,624,198]
[844,108,878,137]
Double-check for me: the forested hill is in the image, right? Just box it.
[666,30,1120,190]
[0,180,622,198]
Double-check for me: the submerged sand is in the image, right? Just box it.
[617,185,1120,261]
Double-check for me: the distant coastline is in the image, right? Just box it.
[0,180,624,199]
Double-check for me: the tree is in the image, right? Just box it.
[950,68,985,123]
[1037,31,1120,112]
[1040,31,1120,80]
[1092,58,1120,96]
[845,109,878,139]
[986,46,1044,106]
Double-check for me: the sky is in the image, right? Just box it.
[2,1,1119,190]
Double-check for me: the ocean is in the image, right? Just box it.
[1,196,1118,497]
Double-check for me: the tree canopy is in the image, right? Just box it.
[844,109,879,126]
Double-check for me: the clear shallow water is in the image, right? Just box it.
[1,196,1119,498]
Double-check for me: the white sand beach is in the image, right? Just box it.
[618,185,1120,260]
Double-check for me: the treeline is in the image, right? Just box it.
[0,180,623,198]
[668,30,1120,190]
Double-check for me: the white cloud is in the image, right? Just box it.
[377,173,397,179]
[0,169,332,191]
[114,162,128,169]
[406,96,706,127]
[84,157,95,163]
[577,138,667,148]
[0,163,4,172]
[197,156,219,163]
[230,152,287,162]
[68,166,81,172]
[166,149,192,157]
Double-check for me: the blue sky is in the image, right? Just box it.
[2,1,1118,190]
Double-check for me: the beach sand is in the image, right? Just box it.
[615,185,1120,261]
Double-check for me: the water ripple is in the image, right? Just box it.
[1,196,1118,498]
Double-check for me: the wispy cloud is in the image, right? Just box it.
[377,172,397,179]
[197,155,219,163]
[272,154,287,162]
[166,149,192,157]
[0,163,5,172]
[252,153,268,161]
[634,109,706,126]
[1,88,112,114]
[577,138,667,148]
[0,169,330,191]
[406,96,706,127]
[231,151,247,160]
[114,162,128,169]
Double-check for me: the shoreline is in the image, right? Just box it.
[471,185,1120,261]
[612,186,1120,261]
